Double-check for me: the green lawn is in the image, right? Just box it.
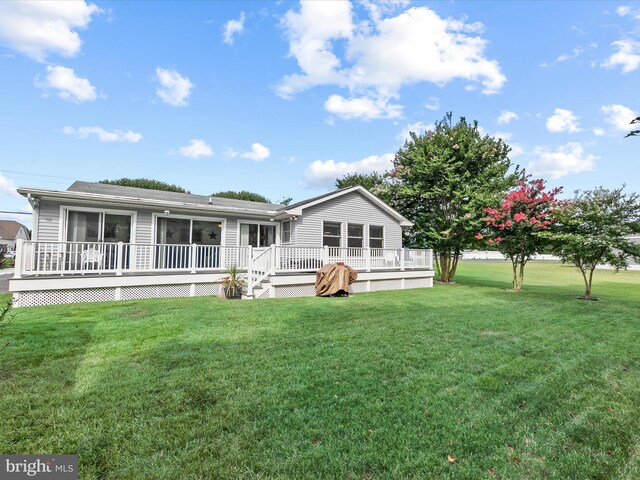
[1,262,639,479]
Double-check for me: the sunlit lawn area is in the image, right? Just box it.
[1,262,639,479]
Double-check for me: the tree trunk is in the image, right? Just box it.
[517,260,526,291]
[437,251,459,283]
[511,259,519,290]
[579,267,590,298]
[511,256,526,291]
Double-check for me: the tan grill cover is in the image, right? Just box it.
[315,263,358,296]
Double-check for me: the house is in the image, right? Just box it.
[10,181,434,307]
[0,220,30,254]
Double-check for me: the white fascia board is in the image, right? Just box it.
[284,186,413,227]
[17,187,278,218]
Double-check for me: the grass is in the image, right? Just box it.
[1,262,639,479]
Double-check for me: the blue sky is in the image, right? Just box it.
[1,0,639,229]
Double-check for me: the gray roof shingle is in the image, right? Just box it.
[67,181,282,212]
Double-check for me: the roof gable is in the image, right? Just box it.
[284,186,412,227]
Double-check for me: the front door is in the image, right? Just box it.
[240,223,276,248]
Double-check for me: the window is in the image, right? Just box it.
[347,224,363,248]
[323,222,341,247]
[240,223,276,247]
[282,221,291,244]
[369,225,384,249]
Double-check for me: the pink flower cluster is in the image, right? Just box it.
[476,179,562,243]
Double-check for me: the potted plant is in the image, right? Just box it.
[220,265,246,299]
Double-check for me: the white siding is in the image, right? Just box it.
[294,191,403,249]
[36,201,62,242]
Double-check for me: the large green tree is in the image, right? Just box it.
[393,113,522,283]
[335,172,393,203]
[100,178,188,193]
[211,191,271,203]
[551,187,640,299]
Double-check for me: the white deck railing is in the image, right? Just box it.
[14,240,433,278]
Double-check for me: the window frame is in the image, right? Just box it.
[369,225,384,249]
[282,220,292,244]
[347,223,364,248]
[322,221,342,247]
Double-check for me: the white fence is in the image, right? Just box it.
[461,250,561,261]
[14,240,433,279]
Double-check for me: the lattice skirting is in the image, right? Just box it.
[272,284,317,298]
[15,287,117,307]
[14,282,222,307]
[13,274,433,306]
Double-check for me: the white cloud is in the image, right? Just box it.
[36,65,96,102]
[347,7,506,95]
[546,108,581,133]
[617,6,631,16]
[397,121,434,143]
[0,1,101,62]
[600,104,638,131]
[222,12,246,45]
[493,131,512,141]
[304,153,394,188]
[178,139,213,158]
[593,127,606,136]
[324,94,402,120]
[278,3,506,120]
[240,143,270,162]
[226,143,271,161]
[509,144,524,157]
[528,142,597,179]
[424,96,439,111]
[556,46,583,63]
[0,172,19,197]
[63,126,142,143]
[277,0,353,99]
[155,67,194,107]
[601,40,640,73]
[497,110,518,125]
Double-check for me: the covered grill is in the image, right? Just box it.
[315,263,358,297]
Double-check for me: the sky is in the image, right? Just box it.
[0,0,639,230]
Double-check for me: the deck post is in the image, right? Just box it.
[365,247,371,272]
[190,243,197,274]
[14,239,23,279]
[271,245,277,276]
[400,248,405,271]
[322,245,329,266]
[116,242,124,276]
[247,245,254,292]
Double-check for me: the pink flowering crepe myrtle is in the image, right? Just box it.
[476,179,562,290]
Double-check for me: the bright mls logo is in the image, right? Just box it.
[0,455,77,479]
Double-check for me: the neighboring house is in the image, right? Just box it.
[0,220,30,254]
[11,181,434,307]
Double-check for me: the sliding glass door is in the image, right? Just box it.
[64,210,132,270]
